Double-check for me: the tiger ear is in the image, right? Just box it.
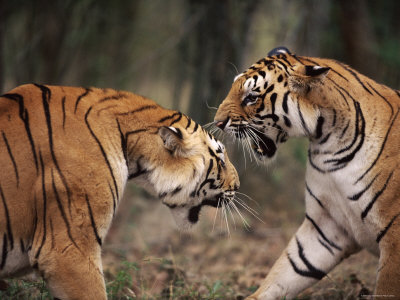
[159,126,185,154]
[289,65,330,95]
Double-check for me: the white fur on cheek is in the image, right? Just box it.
[169,207,194,231]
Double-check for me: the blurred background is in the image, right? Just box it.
[1,0,399,299]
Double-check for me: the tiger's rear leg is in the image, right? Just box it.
[247,214,359,300]
[31,242,106,300]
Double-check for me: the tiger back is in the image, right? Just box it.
[0,84,239,299]
[214,47,400,299]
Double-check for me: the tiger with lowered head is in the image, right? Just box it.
[214,47,400,299]
[0,83,239,299]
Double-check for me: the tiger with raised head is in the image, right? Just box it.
[0,84,239,300]
[214,47,400,299]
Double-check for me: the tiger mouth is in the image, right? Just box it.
[239,127,277,158]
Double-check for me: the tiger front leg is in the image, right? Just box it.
[374,220,400,299]
[246,213,359,300]
[31,238,106,300]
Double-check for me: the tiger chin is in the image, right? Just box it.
[215,47,400,299]
[0,84,239,300]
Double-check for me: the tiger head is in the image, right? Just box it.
[131,119,240,230]
[214,47,330,164]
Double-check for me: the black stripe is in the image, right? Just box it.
[117,119,128,164]
[208,147,218,158]
[197,159,215,195]
[51,170,78,249]
[0,185,13,250]
[338,62,372,95]
[315,116,324,139]
[116,104,158,116]
[35,152,47,259]
[193,122,199,132]
[31,196,38,251]
[283,116,291,128]
[186,117,192,129]
[74,88,91,113]
[331,85,350,110]
[171,186,183,196]
[62,96,66,129]
[2,132,19,187]
[265,84,275,94]
[282,91,290,114]
[377,213,400,243]
[297,101,310,135]
[308,149,326,174]
[306,214,341,250]
[128,157,149,179]
[20,239,25,253]
[356,108,399,183]
[35,84,73,214]
[169,112,183,126]
[1,234,7,269]
[126,129,148,140]
[325,102,365,168]
[305,184,324,208]
[334,101,362,155]
[339,121,350,139]
[287,238,326,280]
[332,109,337,127]
[109,183,117,215]
[158,112,181,123]
[275,60,288,73]
[85,194,102,246]
[318,238,334,255]
[361,171,394,220]
[98,93,126,102]
[318,132,331,145]
[2,93,39,173]
[348,173,379,201]
[85,106,119,200]
[49,218,55,249]
[367,82,393,117]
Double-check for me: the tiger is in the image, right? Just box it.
[214,46,400,300]
[0,83,239,300]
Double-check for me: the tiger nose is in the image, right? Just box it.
[215,118,229,130]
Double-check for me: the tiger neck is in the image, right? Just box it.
[99,96,185,182]
[307,103,366,174]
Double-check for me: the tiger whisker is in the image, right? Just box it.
[233,197,265,224]
[222,203,230,237]
[236,191,261,208]
[225,201,237,230]
[234,196,261,216]
[229,200,251,230]
[205,100,218,111]
[202,121,216,129]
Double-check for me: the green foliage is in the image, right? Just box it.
[106,261,139,300]
[0,279,52,300]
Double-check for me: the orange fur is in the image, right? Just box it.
[0,84,239,299]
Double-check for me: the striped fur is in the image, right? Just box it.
[215,47,400,299]
[0,84,239,299]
